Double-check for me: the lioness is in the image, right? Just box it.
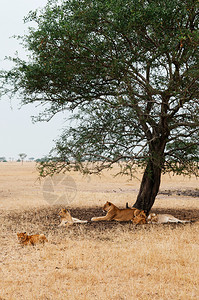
[147,213,191,224]
[132,210,147,224]
[17,232,48,246]
[91,201,146,223]
[58,208,88,227]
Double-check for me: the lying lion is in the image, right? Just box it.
[132,210,147,224]
[147,213,191,224]
[17,232,48,246]
[58,208,88,227]
[91,201,146,224]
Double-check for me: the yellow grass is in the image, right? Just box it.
[0,162,199,300]
[0,162,198,210]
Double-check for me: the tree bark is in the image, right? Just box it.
[133,138,167,214]
[133,160,162,215]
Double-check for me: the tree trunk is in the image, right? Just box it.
[133,160,162,214]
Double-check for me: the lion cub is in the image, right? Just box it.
[147,213,191,224]
[91,201,146,224]
[58,208,88,227]
[17,232,48,246]
[132,210,147,225]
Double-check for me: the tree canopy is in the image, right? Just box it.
[1,0,199,212]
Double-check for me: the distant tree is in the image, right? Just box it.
[1,0,199,213]
[35,159,41,163]
[29,157,35,162]
[18,153,27,165]
[0,157,6,162]
[35,157,49,163]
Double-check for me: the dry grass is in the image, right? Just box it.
[0,162,199,300]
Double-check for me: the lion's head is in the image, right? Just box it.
[17,232,28,242]
[59,208,71,218]
[103,201,114,212]
[147,213,158,223]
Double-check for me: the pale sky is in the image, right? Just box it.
[0,0,70,160]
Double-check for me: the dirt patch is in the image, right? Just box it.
[1,206,199,243]
[159,189,199,197]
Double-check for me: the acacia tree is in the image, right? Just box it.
[1,0,199,213]
[18,153,27,165]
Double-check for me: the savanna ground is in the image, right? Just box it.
[0,162,199,300]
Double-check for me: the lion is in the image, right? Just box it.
[17,232,48,246]
[125,202,147,224]
[58,208,88,227]
[147,213,191,224]
[132,210,147,225]
[91,201,146,224]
